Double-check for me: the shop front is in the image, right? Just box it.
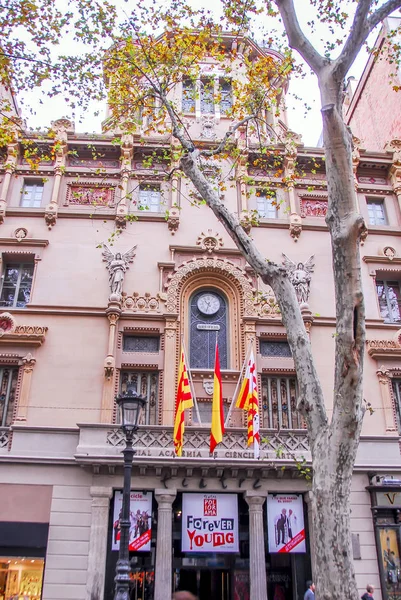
[0,522,48,600]
[369,478,401,600]
[104,488,311,600]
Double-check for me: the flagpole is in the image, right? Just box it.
[224,340,254,428]
[182,335,202,426]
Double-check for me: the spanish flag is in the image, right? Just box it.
[236,350,260,458]
[210,342,225,453]
[173,346,194,456]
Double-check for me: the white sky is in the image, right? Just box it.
[17,2,395,146]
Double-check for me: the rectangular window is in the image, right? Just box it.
[367,199,387,226]
[182,79,196,113]
[138,186,161,212]
[21,182,44,208]
[260,340,292,358]
[0,262,34,308]
[119,371,158,425]
[200,78,215,114]
[0,367,19,427]
[257,193,277,219]
[192,401,229,425]
[376,280,401,323]
[123,335,160,353]
[261,375,302,429]
[392,379,401,433]
[219,79,232,114]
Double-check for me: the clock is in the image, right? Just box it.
[197,293,221,315]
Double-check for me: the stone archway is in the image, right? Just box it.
[164,256,257,317]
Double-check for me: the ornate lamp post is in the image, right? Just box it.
[114,391,146,600]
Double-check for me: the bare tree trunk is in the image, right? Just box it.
[309,74,366,600]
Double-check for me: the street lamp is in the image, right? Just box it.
[114,391,146,600]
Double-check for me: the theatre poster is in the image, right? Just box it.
[267,494,306,553]
[182,493,239,553]
[112,491,152,552]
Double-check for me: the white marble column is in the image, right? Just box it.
[86,486,113,600]
[154,489,176,600]
[245,491,268,600]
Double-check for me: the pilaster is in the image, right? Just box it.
[154,489,176,600]
[245,491,268,600]
[86,486,113,600]
[15,353,37,422]
[100,301,122,424]
[163,318,178,425]
[0,140,18,223]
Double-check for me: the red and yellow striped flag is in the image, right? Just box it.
[210,342,225,453]
[173,346,194,457]
[236,350,260,458]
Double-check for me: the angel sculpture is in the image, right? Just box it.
[102,244,137,297]
[282,254,315,305]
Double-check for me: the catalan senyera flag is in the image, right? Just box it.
[173,346,194,457]
[236,350,260,459]
[210,342,225,453]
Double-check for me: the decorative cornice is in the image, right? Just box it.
[0,237,49,248]
[0,325,48,347]
[366,339,401,359]
[363,255,401,265]
[169,244,242,256]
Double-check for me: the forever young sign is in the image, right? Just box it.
[112,491,152,552]
[267,494,306,554]
[182,493,239,553]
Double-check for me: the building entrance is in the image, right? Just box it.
[176,568,230,600]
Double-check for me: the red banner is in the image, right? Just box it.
[129,529,151,551]
[278,529,305,553]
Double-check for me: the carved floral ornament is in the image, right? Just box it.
[196,229,224,253]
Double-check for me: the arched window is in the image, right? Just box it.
[189,289,228,369]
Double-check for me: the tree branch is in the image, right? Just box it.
[368,0,401,31]
[274,0,326,73]
[334,0,401,81]
[333,0,372,81]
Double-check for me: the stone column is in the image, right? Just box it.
[245,491,267,600]
[86,486,113,600]
[154,489,176,600]
[304,491,316,581]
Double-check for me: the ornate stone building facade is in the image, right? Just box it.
[0,35,401,600]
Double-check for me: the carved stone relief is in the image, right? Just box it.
[66,183,115,206]
[14,228,28,242]
[282,254,315,305]
[300,198,328,218]
[200,115,217,140]
[102,245,137,300]
[196,229,224,253]
[122,292,166,313]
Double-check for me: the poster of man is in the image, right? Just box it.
[112,491,152,552]
[267,494,306,553]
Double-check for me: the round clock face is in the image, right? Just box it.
[197,293,221,316]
